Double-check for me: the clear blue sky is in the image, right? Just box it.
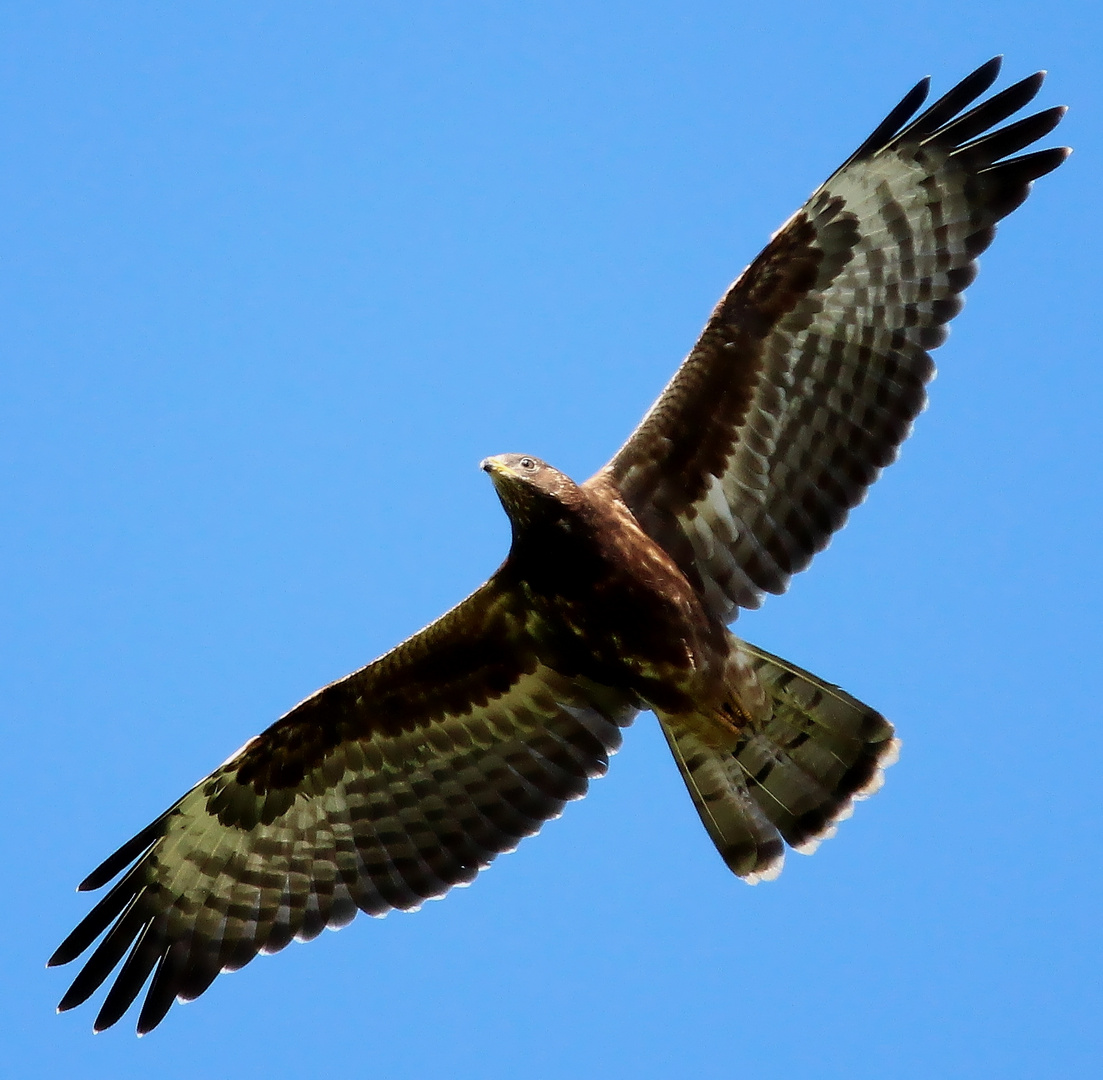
[3,3,1100,1076]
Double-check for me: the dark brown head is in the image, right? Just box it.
[480,453,582,533]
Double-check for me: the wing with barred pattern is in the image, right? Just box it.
[596,57,1068,622]
[49,578,638,1034]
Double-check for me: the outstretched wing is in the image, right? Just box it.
[50,579,639,1034]
[594,58,1068,622]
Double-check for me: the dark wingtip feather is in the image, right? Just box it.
[976,145,1071,212]
[924,72,1047,150]
[889,56,1004,146]
[57,970,106,1014]
[136,943,188,1034]
[177,956,222,1003]
[1033,144,1073,176]
[92,923,161,1033]
[830,56,1036,179]
[839,60,1068,229]
[78,817,168,892]
[50,860,147,967]
[48,943,74,969]
[839,76,930,172]
[955,106,1069,168]
[56,890,152,1014]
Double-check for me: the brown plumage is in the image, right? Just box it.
[51,58,1069,1034]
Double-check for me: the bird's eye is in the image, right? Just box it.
[519,457,536,470]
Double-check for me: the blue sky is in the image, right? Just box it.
[3,3,1101,1076]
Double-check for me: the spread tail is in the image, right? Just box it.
[657,640,899,883]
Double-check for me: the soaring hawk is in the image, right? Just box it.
[51,58,1068,1033]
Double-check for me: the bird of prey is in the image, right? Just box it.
[51,57,1068,1034]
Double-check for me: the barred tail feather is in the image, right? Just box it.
[657,640,899,882]
[658,719,787,883]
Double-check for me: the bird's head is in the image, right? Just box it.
[480,454,581,531]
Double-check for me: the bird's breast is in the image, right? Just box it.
[507,488,725,711]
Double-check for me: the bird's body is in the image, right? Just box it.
[52,58,1069,1034]
[489,458,716,710]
